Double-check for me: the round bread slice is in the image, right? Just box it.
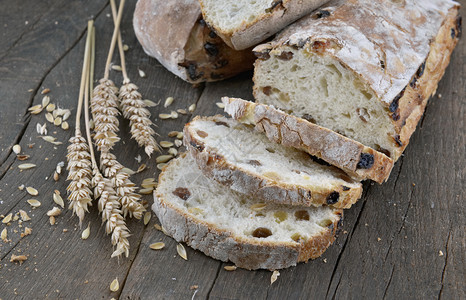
[153,153,342,270]
[222,97,394,183]
[184,115,362,209]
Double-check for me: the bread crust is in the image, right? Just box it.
[223,97,394,183]
[253,0,461,159]
[199,0,331,50]
[184,116,362,209]
[133,0,255,84]
[153,154,342,270]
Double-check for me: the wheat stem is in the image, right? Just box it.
[85,25,97,169]
[110,0,129,84]
[104,0,126,80]
[75,20,94,133]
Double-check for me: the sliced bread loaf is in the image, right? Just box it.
[253,0,461,160]
[222,97,394,183]
[133,0,255,84]
[153,153,342,270]
[184,116,362,209]
[199,0,331,50]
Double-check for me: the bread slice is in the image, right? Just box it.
[222,97,394,183]
[253,0,461,160]
[199,0,331,50]
[184,116,362,209]
[133,0,255,84]
[153,153,342,270]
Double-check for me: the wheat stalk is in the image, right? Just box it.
[85,23,130,258]
[110,0,159,157]
[66,20,94,226]
[100,151,145,219]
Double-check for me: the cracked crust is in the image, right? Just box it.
[153,153,342,270]
[199,0,331,50]
[222,97,394,183]
[184,116,362,209]
[133,0,255,84]
[253,0,461,159]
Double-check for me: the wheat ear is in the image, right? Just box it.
[110,0,160,157]
[85,25,130,258]
[66,20,94,226]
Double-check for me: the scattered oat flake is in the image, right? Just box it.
[18,163,36,170]
[53,171,60,181]
[53,193,65,208]
[81,223,90,239]
[156,155,173,164]
[46,103,55,112]
[137,164,147,173]
[41,88,50,95]
[2,213,12,223]
[47,207,62,217]
[27,199,41,207]
[123,44,129,51]
[168,131,179,137]
[174,140,182,147]
[28,104,42,112]
[45,113,54,123]
[49,216,56,225]
[143,99,158,107]
[139,188,153,195]
[216,102,225,109]
[13,144,21,154]
[190,285,199,290]
[149,242,165,250]
[26,187,38,196]
[176,132,183,139]
[177,243,188,260]
[164,97,174,108]
[138,69,146,78]
[224,265,237,271]
[177,108,187,114]
[54,117,62,126]
[168,148,178,157]
[62,110,71,121]
[159,113,172,119]
[10,254,27,265]
[188,104,196,112]
[111,65,122,71]
[144,212,151,225]
[170,111,178,118]
[160,141,173,148]
[439,250,444,256]
[250,203,267,211]
[271,270,280,284]
[19,210,31,221]
[156,163,167,170]
[42,95,50,107]
[1,228,7,241]
[154,224,163,231]
[110,278,119,292]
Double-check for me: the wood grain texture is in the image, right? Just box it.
[0,1,464,299]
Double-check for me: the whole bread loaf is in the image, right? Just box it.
[253,0,461,160]
[133,0,255,84]
[199,0,331,50]
[153,153,342,270]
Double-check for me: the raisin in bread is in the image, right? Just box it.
[133,0,255,84]
[184,116,362,209]
[222,97,394,183]
[199,0,331,50]
[153,153,342,270]
[253,0,461,160]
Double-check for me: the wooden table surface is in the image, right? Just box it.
[0,1,464,299]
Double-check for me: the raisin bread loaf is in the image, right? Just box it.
[133,0,255,84]
[199,0,331,50]
[253,0,461,160]
[222,97,394,183]
[184,116,362,209]
[153,153,342,270]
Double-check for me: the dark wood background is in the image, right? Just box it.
[0,1,464,299]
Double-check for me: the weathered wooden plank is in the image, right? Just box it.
[0,0,203,298]
[0,0,108,168]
